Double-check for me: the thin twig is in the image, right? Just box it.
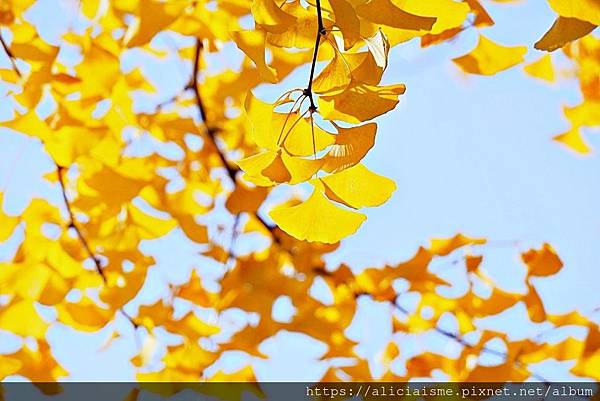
[392,300,551,383]
[55,163,139,329]
[303,0,325,112]
[0,32,21,77]
[188,38,280,243]
[56,164,106,282]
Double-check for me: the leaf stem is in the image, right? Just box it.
[304,0,325,112]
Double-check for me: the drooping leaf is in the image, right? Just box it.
[535,17,596,52]
[123,0,186,47]
[364,29,390,69]
[553,128,592,155]
[319,83,406,123]
[319,163,396,209]
[356,0,437,31]
[521,243,563,277]
[322,122,377,173]
[546,0,600,26]
[269,185,366,243]
[251,0,297,33]
[313,51,352,95]
[523,54,555,82]
[453,35,527,76]
[329,0,360,50]
[233,30,278,83]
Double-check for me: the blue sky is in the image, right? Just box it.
[0,0,599,382]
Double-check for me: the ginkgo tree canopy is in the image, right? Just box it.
[0,0,598,385]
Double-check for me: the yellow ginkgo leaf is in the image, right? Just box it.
[319,83,406,123]
[547,0,600,26]
[251,0,297,33]
[128,204,177,240]
[535,17,596,52]
[100,264,147,309]
[79,164,149,209]
[237,150,280,186]
[123,0,186,47]
[261,151,293,183]
[0,195,18,242]
[465,0,494,27]
[523,54,555,82]
[232,30,278,83]
[0,299,47,339]
[266,0,323,49]
[281,152,324,184]
[356,0,437,31]
[364,29,390,69]
[319,163,396,209]
[238,150,323,185]
[553,128,592,155]
[269,185,366,243]
[453,35,527,76]
[313,51,352,95]
[74,42,120,98]
[344,51,384,85]
[379,341,400,366]
[524,283,547,323]
[165,311,220,340]
[0,264,57,304]
[57,297,114,332]
[45,126,100,167]
[282,117,336,157]
[323,122,377,173]
[521,243,563,277]
[429,234,486,256]
[244,92,280,150]
[0,355,21,379]
[226,182,269,214]
[564,102,600,127]
[329,0,360,50]
[402,0,470,35]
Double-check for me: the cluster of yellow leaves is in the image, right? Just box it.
[239,92,396,243]
[528,0,599,154]
[235,0,523,241]
[552,36,600,154]
[0,0,598,385]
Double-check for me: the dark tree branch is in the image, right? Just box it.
[56,165,141,328]
[188,38,280,244]
[0,32,21,78]
[304,0,325,112]
[189,39,209,123]
[56,164,106,282]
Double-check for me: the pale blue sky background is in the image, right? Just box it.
[0,0,599,382]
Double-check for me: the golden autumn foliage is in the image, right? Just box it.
[0,0,598,385]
